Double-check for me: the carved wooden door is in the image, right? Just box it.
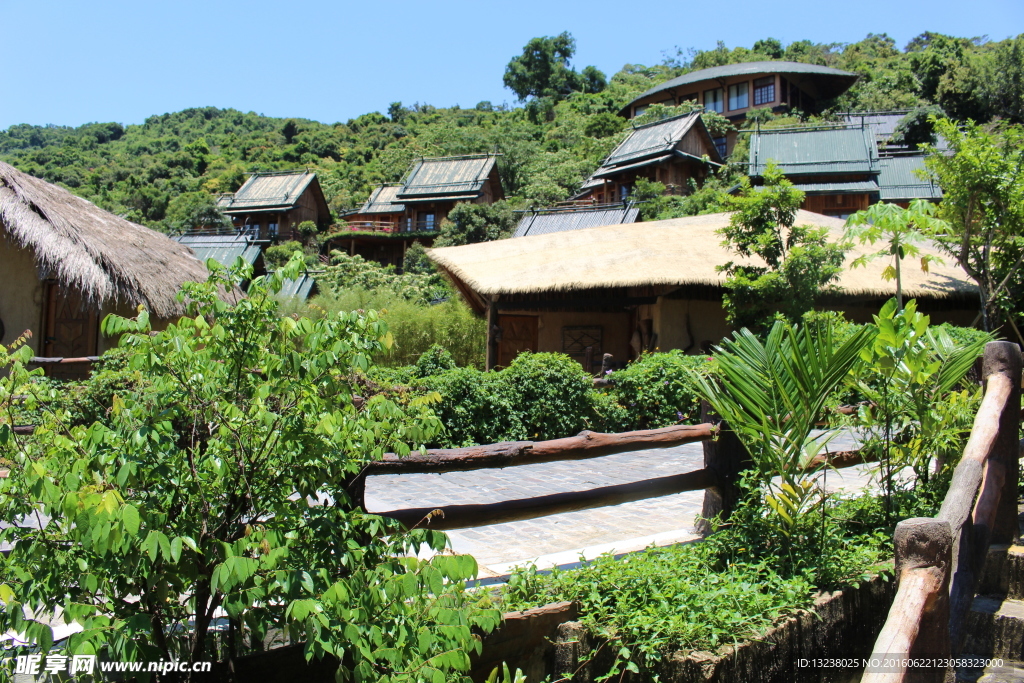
[496,315,538,369]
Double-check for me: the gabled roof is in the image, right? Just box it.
[428,210,975,313]
[174,234,263,268]
[278,273,317,300]
[878,155,942,202]
[359,184,405,214]
[217,171,318,214]
[0,161,212,319]
[840,110,910,142]
[580,113,723,191]
[513,204,640,238]
[749,125,878,177]
[624,61,859,114]
[395,155,499,203]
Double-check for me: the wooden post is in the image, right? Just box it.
[983,341,1022,544]
[485,298,498,371]
[897,518,952,668]
[697,400,751,535]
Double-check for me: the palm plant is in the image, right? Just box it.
[694,320,873,540]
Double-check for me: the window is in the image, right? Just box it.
[268,222,278,237]
[633,105,648,116]
[681,93,698,104]
[712,137,727,158]
[416,212,436,231]
[753,76,775,106]
[703,88,724,113]
[728,82,749,110]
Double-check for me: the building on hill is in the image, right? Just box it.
[513,203,640,238]
[747,124,941,218]
[621,62,859,155]
[427,210,976,371]
[216,170,330,241]
[331,154,504,269]
[574,112,723,204]
[0,161,214,379]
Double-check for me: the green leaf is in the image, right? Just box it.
[121,504,140,537]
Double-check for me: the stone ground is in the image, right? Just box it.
[364,430,876,576]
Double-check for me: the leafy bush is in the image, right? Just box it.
[500,352,593,440]
[0,255,500,679]
[414,344,457,378]
[264,240,318,269]
[286,288,486,369]
[320,251,448,305]
[417,367,526,447]
[604,350,709,429]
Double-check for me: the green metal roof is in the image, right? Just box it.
[396,155,498,202]
[175,234,263,267]
[605,113,703,166]
[580,113,721,190]
[217,171,317,213]
[360,184,405,214]
[277,273,317,300]
[749,125,878,177]
[625,61,858,113]
[792,180,879,194]
[878,155,942,202]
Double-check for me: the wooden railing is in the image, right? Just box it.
[862,341,1022,683]
[354,414,867,534]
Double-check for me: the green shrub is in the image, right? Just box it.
[414,344,457,378]
[417,367,526,447]
[285,288,486,368]
[501,352,594,441]
[605,350,709,429]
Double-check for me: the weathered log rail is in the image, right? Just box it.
[861,341,1022,683]
[361,418,869,533]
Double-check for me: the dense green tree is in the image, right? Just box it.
[923,118,1024,334]
[162,190,230,234]
[503,32,607,102]
[433,201,518,247]
[718,164,848,332]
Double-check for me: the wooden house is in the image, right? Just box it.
[575,112,723,204]
[748,125,940,218]
[0,161,214,379]
[216,170,330,241]
[332,154,503,268]
[427,210,977,371]
[621,62,859,156]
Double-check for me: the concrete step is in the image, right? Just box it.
[979,545,1024,601]
[964,595,1024,660]
[956,658,1024,682]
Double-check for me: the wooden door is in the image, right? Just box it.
[496,315,538,368]
[43,283,98,380]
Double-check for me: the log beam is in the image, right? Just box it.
[366,424,716,475]
[375,467,717,531]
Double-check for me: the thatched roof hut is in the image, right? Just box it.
[428,210,978,370]
[0,160,209,319]
[429,210,975,313]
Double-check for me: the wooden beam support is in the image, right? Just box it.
[366,424,716,475]
[376,467,717,531]
[485,297,498,371]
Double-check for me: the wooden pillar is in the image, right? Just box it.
[896,518,952,667]
[486,298,498,372]
[696,400,752,535]
[349,239,355,256]
[984,340,1022,544]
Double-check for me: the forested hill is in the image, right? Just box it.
[1,32,1020,233]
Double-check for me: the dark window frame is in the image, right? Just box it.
[753,76,775,106]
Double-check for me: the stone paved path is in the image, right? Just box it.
[364,430,873,575]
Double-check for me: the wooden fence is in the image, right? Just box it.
[862,341,1022,683]
[354,407,866,535]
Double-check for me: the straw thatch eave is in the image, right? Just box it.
[0,161,213,319]
[427,210,978,313]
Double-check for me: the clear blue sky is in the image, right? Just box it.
[3,0,1021,130]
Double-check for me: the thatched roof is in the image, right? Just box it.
[428,210,977,311]
[0,161,212,319]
